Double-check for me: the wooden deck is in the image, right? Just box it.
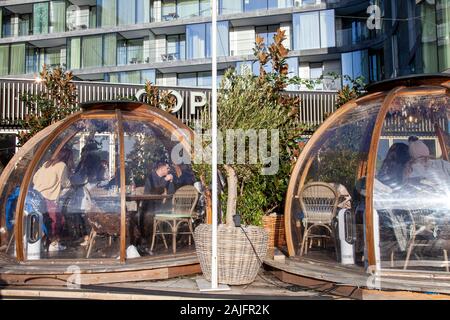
[264,255,450,297]
[0,252,200,286]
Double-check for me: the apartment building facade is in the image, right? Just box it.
[0,0,447,89]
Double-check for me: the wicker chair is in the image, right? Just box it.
[403,209,449,271]
[297,182,339,256]
[150,185,199,254]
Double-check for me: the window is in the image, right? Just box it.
[219,0,242,14]
[255,25,279,47]
[10,44,25,75]
[186,21,229,59]
[200,0,211,16]
[33,2,49,35]
[166,34,186,60]
[97,0,116,27]
[82,35,103,68]
[341,50,369,86]
[310,63,323,90]
[293,10,335,50]
[103,34,117,67]
[178,0,199,18]
[26,46,39,74]
[50,1,66,33]
[0,45,9,75]
[162,0,177,20]
[178,72,197,86]
[244,0,267,12]
[117,37,144,65]
[44,47,62,69]
[117,0,136,25]
[68,37,81,69]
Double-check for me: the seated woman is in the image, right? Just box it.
[32,147,73,252]
[377,143,410,189]
[404,139,450,189]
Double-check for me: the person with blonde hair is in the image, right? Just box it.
[33,147,73,251]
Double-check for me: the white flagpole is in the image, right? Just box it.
[211,0,219,290]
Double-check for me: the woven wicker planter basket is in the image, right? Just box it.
[262,213,286,257]
[194,224,269,285]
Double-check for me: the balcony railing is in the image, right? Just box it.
[0,78,338,129]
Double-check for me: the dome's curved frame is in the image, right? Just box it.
[1,101,194,264]
[285,75,450,272]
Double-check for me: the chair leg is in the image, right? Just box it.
[300,226,310,257]
[391,250,394,268]
[188,220,194,246]
[172,220,177,255]
[6,232,15,254]
[403,243,414,270]
[444,249,449,272]
[150,219,158,252]
[109,236,112,247]
[86,230,97,258]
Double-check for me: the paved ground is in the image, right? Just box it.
[0,270,352,300]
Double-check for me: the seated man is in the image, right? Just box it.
[144,162,175,195]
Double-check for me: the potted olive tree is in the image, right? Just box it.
[194,30,305,285]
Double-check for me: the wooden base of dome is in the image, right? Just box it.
[0,252,200,286]
[264,256,450,298]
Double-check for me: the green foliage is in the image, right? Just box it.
[335,75,367,109]
[201,29,307,226]
[18,66,78,146]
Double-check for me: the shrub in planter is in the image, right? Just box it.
[194,30,305,284]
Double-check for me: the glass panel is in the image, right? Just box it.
[82,35,103,68]
[68,37,81,70]
[437,0,450,71]
[269,0,293,9]
[205,21,229,57]
[0,45,9,75]
[178,0,199,18]
[10,43,25,75]
[374,92,450,272]
[50,0,66,33]
[18,14,31,36]
[44,47,61,69]
[33,2,49,35]
[98,0,116,27]
[162,0,177,20]
[120,71,141,84]
[118,0,136,25]
[117,37,127,66]
[25,119,120,260]
[293,11,320,50]
[200,0,211,16]
[289,98,383,265]
[128,39,144,64]
[103,34,117,67]
[244,0,267,12]
[186,23,206,59]
[122,119,198,257]
[341,50,369,86]
[220,0,242,14]
[141,69,156,83]
[26,46,39,74]
[197,71,212,87]
[1,137,44,257]
[136,0,150,23]
[178,73,197,86]
[320,10,335,48]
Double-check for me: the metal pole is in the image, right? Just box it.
[211,0,219,290]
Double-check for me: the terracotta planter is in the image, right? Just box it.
[194,223,268,285]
